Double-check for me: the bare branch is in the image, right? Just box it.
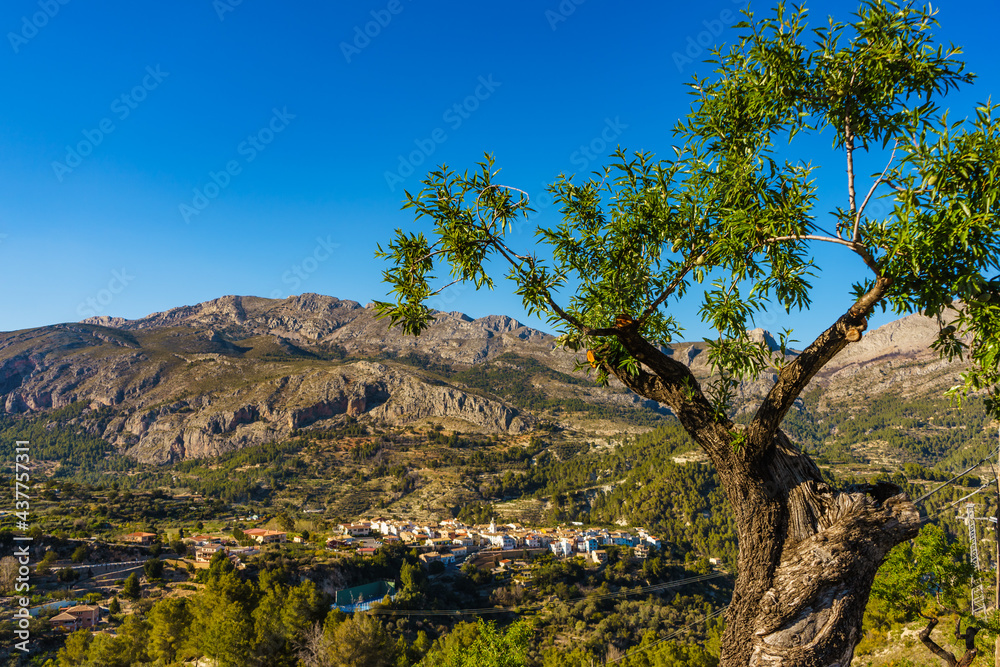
[414,240,491,266]
[764,234,858,249]
[473,183,531,232]
[481,235,606,336]
[488,234,532,265]
[917,617,959,667]
[637,260,698,327]
[763,234,880,273]
[854,141,899,241]
[541,293,590,332]
[637,238,728,330]
[426,278,464,299]
[844,73,858,231]
[845,123,857,227]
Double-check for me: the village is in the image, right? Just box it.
[155,515,670,574]
[328,517,665,566]
[12,515,678,635]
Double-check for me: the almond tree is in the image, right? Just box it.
[870,524,980,667]
[376,2,1000,665]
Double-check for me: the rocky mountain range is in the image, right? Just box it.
[0,293,964,465]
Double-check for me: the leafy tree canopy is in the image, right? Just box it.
[376,0,1000,417]
[871,523,973,617]
[377,2,1000,663]
[122,572,141,600]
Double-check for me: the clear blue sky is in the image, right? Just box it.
[1,1,997,344]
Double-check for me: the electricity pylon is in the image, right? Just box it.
[964,501,997,617]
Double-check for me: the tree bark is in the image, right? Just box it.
[716,430,920,666]
[954,618,980,667]
[917,617,959,667]
[605,362,921,664]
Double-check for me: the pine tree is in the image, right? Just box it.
[122,572,141,600]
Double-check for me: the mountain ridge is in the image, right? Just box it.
[0,293,967,465]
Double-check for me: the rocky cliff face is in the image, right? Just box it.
[0,295,550,463]
[0,293,964,464]
[109,360,531,464]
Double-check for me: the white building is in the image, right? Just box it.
[550,538,574,557]
[486,533,516,550]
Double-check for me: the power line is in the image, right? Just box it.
[912,446,1000,505]
[370,571,727,616]
[921,477,998,524]
[606,604,729,664]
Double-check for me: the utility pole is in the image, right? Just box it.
[967,502,987,617]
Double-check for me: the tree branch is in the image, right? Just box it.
[745,275,894,455]
[917,616,959,667]
[481,233,619,339]
[636,262,696,329]
[474,183,531,232]
[608,327,737,466]
[636,240,721,331]
[845,118,857,228]
[762,235,880,273]
[854,141,898,242]
[954,618,979,667]
[426,278,464,299]
[542,295,618,337]
[765,234,859,249]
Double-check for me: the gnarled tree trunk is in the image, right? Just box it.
[917,616,979,667]
[718,431,920,666]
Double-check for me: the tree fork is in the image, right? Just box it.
[917,616,979,667]
[604,344,921,666]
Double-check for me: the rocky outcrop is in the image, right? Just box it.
[9,350,532,464]
[0,355,36,396]
[367,383,530,434]
[747,328,781,352]
[346,396,366,418]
